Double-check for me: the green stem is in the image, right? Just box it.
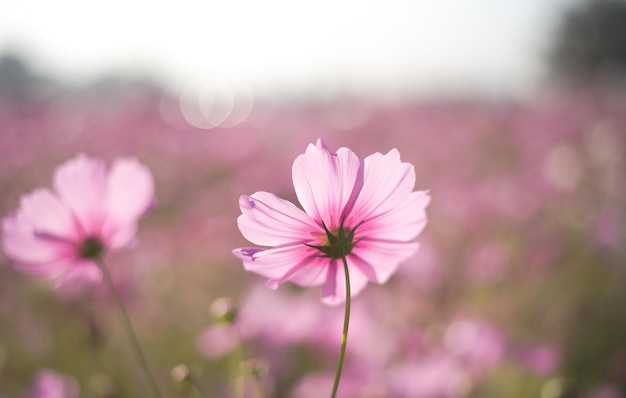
[184,373,208,398]
[229,326,245,398]
[95,257,163,398]
[331,255,351,398]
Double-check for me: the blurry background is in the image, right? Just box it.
[1,0,626,397]
[0,0,588,102]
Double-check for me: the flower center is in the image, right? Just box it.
[78,236,105,259]
[307,221,357,259]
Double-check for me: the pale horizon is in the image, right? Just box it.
[1,0,582,100]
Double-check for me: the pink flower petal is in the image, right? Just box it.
[52,259,101,288]
[103,158,154,239]
[12,256,75,280]
[350,240,419,284]
[2,215,71,265]
[107,224,138,250]
[357,190,430,242]
[18,189,79,242]
[237,192,320,247]
[321,257,369,305]
[53,154,107,235]
[233,244,320,280]
[286,256,329,287]
[292,139,362,228]
[349,149,416,223]
[235,245,332,290]
[321,261,338,299]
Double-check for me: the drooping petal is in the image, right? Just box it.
[286,257,329,287]
[349,149,416,224]
[292,139,362,228]
[11,256,76,280]
[236,192,320,247]
[271,254,330,288]
[17,188,79,242]
[103,158,154,240]
[357,190,430,242]
[52,259,102,288]
[321,260,338,299]
[2,214,73,265]
[350,240,419,284]
[53,154,107,235]
[232,244,320,280]
[321,257,370,305]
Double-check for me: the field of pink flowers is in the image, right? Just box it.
[0,77,625,397]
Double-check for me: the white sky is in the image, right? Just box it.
[0,0,581,99]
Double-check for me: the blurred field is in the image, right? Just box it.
[0,58,625,397]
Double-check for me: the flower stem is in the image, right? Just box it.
[331,255,351,398]
[229,326,245,398]
[95,258,163,398]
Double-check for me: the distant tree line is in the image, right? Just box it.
[550,0,626,83]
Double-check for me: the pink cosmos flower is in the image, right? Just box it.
[233,139,429,304]
[26,369,80,398]
[2,154,154,287]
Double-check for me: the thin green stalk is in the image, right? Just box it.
[331,255,351,398]
[178,370,207,398]
[229,326,245,398]
[95,257,163,398]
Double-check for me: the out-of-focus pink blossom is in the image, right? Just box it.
[25,369,79,398]
[291,371,389,398]
[397,239,443,289]
[389,355,469,398]
[518,345,561,376]
[465,241,510,284]
[236,283,322,345]
[316,299,399,366]
[592,207,622,249]
[233,139,429,304]
[584,385,624,398]
[196,323,240,358]
[2,154,154,287]
[444,318,505,377]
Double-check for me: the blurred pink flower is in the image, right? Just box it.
[2,154,154,287]
[585,385,624,398]
[444,318,506,377]
[237,283,322,345]
[389,355,468,398]
[465,241,510,285]
[292,371,389,398]
[233,139,429,304]
[196,323,240,358]
[592,207,622,249]
[518,345,561,376]
[25,369,79,398]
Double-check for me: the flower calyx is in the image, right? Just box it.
[306,220,357,259]
[78,236,105,259]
